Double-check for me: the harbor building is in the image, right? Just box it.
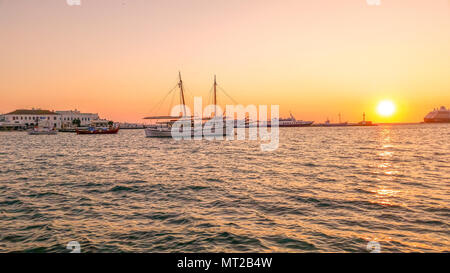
[3,109,61,129]
[55,110,99,128]
[3,109,100,129]
[0,114,24,130]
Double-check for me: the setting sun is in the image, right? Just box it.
[377,100,396,117]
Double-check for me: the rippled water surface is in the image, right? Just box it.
[0,124,449,252]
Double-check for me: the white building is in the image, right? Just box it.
[56,110,99,128]
[3,109,100,129]
[4,109,61,129]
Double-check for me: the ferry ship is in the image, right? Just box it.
[424,106,450,123]
[276,112,313,127]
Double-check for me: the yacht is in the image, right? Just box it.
[28,120,57,135]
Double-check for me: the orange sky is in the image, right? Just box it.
[0,0,449,123]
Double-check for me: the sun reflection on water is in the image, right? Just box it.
[370,127,403,207]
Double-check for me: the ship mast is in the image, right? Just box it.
[213,75,217,117]
[178,71,187,116]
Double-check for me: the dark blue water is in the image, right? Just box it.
[0,124,449,252]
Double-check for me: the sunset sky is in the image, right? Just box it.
[0,0,449,123]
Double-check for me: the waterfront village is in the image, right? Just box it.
[1,106,449,132]
[0,109,144,131]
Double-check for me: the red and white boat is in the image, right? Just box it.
[76,120,119,135]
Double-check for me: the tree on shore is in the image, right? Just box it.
[72,118,81,127]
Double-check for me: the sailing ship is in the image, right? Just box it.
[144,73,232,138]
[144,72,190,138]
[202,75,233,136]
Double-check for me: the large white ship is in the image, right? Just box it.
[424,106,450,123]
[276,112,313,127]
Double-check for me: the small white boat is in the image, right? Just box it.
[28,126,58,135]
[145,122,174,137]
[28,119,58,135]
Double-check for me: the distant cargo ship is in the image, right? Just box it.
[424,106,450,123]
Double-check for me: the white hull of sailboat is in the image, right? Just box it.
[145,128,173,138]
[145,126,232,138]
